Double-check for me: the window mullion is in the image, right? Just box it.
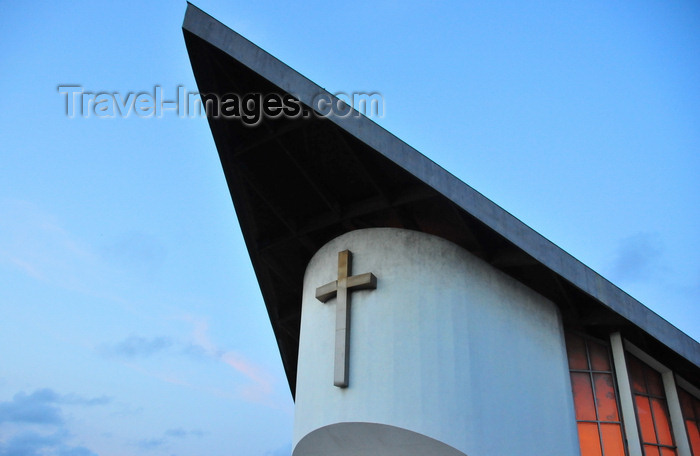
[643,364,664,451]
[586,339,607,454]
[611,332,644,456]
[664,372,692,456]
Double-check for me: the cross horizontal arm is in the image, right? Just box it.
[315,281,338,302]
[347,272,377,290]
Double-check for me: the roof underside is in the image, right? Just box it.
[183,4,699,396]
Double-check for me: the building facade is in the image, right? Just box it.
[183,5,700,456]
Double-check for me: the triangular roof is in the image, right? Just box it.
[182,3,698,396]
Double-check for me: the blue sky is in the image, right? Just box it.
[1,1,698,455]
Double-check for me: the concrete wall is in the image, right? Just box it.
[293,228,580,456]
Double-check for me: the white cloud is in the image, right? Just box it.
[98,335,174,358]
[183,316,277,406]
[0,430,96,456]
[609,232,664,283]
[0,388,108,456]
[0,389,110,426]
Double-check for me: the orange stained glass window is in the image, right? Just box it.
[678,387,700,456]
[626,354,677,456]
[565,332,627,456]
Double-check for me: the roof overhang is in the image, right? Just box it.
[182,4,699,396]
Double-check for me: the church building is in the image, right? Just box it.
[183,5,700,456]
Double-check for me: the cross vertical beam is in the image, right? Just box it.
[315,250,377,388]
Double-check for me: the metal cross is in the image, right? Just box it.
[315,250,377,388]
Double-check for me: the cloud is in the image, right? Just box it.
[184,316,276,405]
[99,334,173,358]
[55,446,98,456]
[0,389,63,425]
[0,430,98,456]
[136,428,204,451]
[164,428,204,438]
[609,232,663,282]
[99,321,280,406]
[188,317,218,357]
[136,437,165,450]
[60,394,111,407]
[0,389,111,426]
[221,351,274,403]
[98,231,167,281]
[0,386,111,454]
[0,389,105,456]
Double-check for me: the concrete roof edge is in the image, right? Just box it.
[183,3,699,368]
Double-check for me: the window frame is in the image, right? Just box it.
[675,376,700,456]
[610,333,693,456]
[567,330,630,456]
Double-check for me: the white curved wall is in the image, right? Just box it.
[294,422,471,456]
[293,228,579,456]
